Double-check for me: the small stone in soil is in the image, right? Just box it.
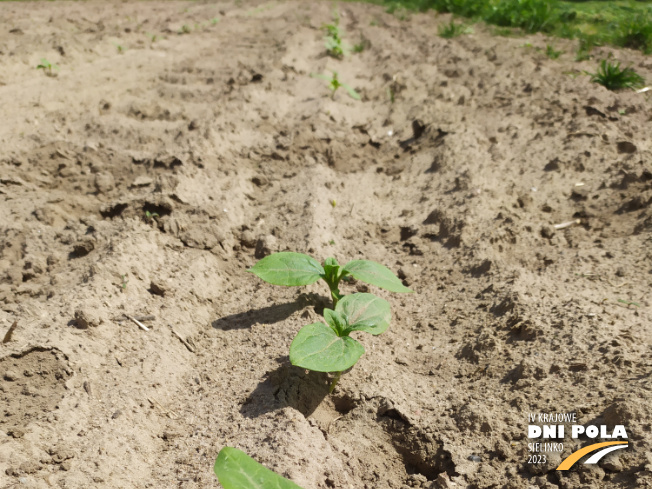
[149,279,169,297]
[72,240,94,257]
[3,369,19,381]
[74,309,101,329]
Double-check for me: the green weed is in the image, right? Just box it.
[545,44,562,59]
[588,60,645,91]
[353,37,370,53]
[575,36,597,61]
[485,0,558,33]
[370,0,652,55]
[438,19,473,38]
[617,13,652,54]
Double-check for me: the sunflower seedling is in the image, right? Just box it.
[323,12,348,58]
[249,252,411,307]
[215,447,304,489]
[249,252,411,390]
[311,71,360,100]
[291,292,391,391]
[36,58,58,76]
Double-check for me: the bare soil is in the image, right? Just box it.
[1,2,651,488]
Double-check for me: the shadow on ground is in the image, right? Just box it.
[211,293,330,330]
[240,360,331,419]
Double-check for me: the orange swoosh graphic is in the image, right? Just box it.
[557,441,628,470]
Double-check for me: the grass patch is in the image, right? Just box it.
[364,0,652,55]
[588,59,645,90]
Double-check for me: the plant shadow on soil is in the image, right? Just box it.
[239,362,331,419]
[211,293,330,330]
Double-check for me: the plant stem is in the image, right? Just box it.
[329,371,342,393]
[331,289,339,308]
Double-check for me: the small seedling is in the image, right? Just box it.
[387,85,395,104]
[36,58,58,75]
[545,44,562,59]
[114,43,125,54]
[438,20,473,38]
[588,60,645,91]
[180,24,191,34]
[145,210,159,221]
[120,274,128,292]
[291,292,391,391]
[249,252,411,390]
[323,12,348,58]
[311,71,360,100]
[215,447,304,489]
[249,252,411,307]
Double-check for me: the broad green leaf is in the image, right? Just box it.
[249,252,324,286]
[336,293,390,335]
[323,308,347,335]
[342,260,412,293]
[214,447,304,489]
[290,322,364,372]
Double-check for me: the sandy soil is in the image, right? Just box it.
[0,1,651,488]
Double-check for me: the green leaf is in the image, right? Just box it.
[322,257,340,280]
[249,252,324,286]
[214,447,305,489]
[323,308,347,335]
[336,293,390,335]
[341,82,361,100]
[290,322,364,372]
[342,260,412,293]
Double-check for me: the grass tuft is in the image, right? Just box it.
[588,59,645,91]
